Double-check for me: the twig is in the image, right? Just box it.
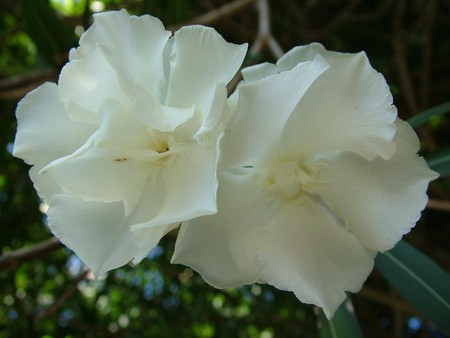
[427,199,450,212]
[34,270,89,321]
[358,287,417,315]
[170,0,258,30]
[249,0,284,59]
[392,0,437,151]
[0,69,58,100]
[392,0,418,115]
[0,237,63,271]
[348,0,393,22]
[306,0,362,40]
[420,0,436,109]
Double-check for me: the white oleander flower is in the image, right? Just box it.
[13,10,247,276]
[172,43,438,317]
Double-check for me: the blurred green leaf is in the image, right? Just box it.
[319,300,363,338]
[407,101,450,128]
[21,0,76,65]
[375,240,450,335]
[50,0,88,17]
[425,147,450,178]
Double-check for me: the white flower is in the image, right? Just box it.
[172,43,438,317]
[13,10,247,276]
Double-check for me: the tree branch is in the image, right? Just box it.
[0,69,58,100]
[249,0,284,59]
[0,237,63,271]
[392,0,437,151]
[34,270,89,321]
[427,198,450,212]
[358,287,417,315]
[170,0,258,30]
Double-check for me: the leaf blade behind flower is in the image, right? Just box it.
[375,240,450,335]
[425,147,450,177]
[407,101,450,128]
[319,300,363,338]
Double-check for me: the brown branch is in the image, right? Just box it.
[0,237,63,271]
[392,0,419,115]
[0,69,58,100]
[249,0,284,59]
[303,0,362,40]
[427,199,450,212]
[420,0,437,109]
[34,270,89,321]
[392,0,437,151]
[358,287,417,315]
[348,0,394,22]
[170,0,258,30]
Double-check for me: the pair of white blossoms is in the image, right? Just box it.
[14,10,437,317]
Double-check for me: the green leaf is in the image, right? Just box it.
[21,0,76,65]
[319,300,363,338]
[375,240,450,335]
[425,147,450,177]
[407,101,450,128]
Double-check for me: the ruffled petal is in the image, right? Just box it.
[58,46,129,124]
[13,83,94,166]
[47,194,177,276]
[41,104,155,214]
[276,42,327,72]
[42,144,152,215]
[172,170,268,287]
[13,83,95,200]
[71,10,171,99]
[131,131,223,230]
[241,62,278,83]
[314,120,438,252]
[194,83,228,142]
[121,172,165,228]
[280,43,397,161]
[221,55,329,169]
[133,94,194,132]
[165,26,247,109]
[256,203,376,318]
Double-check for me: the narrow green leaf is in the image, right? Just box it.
[425,147,450,177]
[22,0,76,65]
[319,300,363,338]
[375,240,450,335]
[407,101,450,128]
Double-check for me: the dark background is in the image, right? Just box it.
[0,0,449,337]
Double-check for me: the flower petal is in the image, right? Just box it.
[47,194,177,276]
[165,26,247,109]
[314,120,438,252]
[58,46,129,124]
[256,203,376,318]
[280,43,397,161]
[194,83,228,142]
[13,83,95,200]
[133,94,194,132]
[13,83,94,166]
[41,105,154,214]
[221,55,329,169]
[71,10,171,100]
[172,170,267,287]
[42,144,152,215]
[131,132,223,230]
[241,62,278,83]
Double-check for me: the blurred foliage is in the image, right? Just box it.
[1,0,450,337]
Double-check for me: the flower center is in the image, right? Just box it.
[148,129,172,155]
[265,159,317,200]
